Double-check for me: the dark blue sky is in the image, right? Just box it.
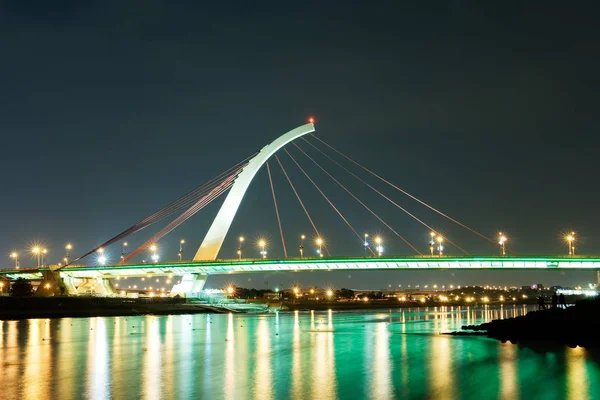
[1,1,599,287]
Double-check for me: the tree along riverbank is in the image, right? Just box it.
[0,297,228,320]
[451,297,600,348]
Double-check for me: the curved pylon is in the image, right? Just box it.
[193,122,316,260]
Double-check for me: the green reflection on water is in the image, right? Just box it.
[0,306,599,400]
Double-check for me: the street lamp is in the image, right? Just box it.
[364,233,369,257]
[316,237,324,257]
[149,244,159,263]
[237,236,244,260]
[227,286,235,297]
[179,239,185,261]
[32,247,41,267]
[299,234,305,258]
[259,240,267,259]
[41,248,47,266]
[121,242,128,261]
[10,252,19,269]
[429,232,435,256]
[97,247,106,265]
[566,232,575,256]
[437,236,444,256]
[498,233,507,256]
[375,236,383,257]
[65,243,72,264]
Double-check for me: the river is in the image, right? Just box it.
[1,305,598,399]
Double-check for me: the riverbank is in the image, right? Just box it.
[452,297,600,348]
[0,297,227,320]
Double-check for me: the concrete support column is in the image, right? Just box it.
[596,270,600,286]
[170,273,208,298]
[61,276,79,295]
[71,278,117,296]
[35,269,67,296]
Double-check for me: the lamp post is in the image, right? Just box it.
[566,232,575,256]
[179,239,185,261]
[32,247,41,267]
[121,242,128,262]
[316,237,324,257]
[98,247,106,265]
[10,252,19,269]
[299,234,305,258]
[498,233,507,256]
[375,236,383,257]
[41,249,47,266]
[437,236,444,256]
[364,233,369,257]
[149,244,159,263]
[65,243,72,264]
[237,236,244,260]
[259,240,267,259]
[429,232,435,256]
[226,286,235,298]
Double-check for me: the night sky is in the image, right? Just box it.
[1,1,599,289]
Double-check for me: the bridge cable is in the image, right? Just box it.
[284,149,378,255]
[300,137,468,255]
[266,162,288,258]
[63,170,239,268]
[122,174,238,263]
[274,155,331,256]
[292,143,422,255]
[61,156,252,268]
[309,135,496,245]
[128,155,254,230]
[106,155,251,241]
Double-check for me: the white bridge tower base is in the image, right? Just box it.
[172,122,315,297]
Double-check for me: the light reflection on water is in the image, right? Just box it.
[0,306,599,400]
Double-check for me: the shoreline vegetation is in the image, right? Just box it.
[447,297,600,349]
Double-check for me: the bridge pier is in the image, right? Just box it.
[70,278,117,296]
[59,275,117,296]
[35,269,68,296]
[597,270,600,287]
[170,273,208,298]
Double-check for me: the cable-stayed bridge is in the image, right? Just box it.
[3,120,598,296]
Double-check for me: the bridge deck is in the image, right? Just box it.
[1,256,599,280]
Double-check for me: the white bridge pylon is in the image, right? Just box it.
[193,122,316,261]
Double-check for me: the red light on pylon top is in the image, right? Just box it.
[308,117,315,124]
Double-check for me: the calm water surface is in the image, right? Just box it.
[1,305,599,399]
